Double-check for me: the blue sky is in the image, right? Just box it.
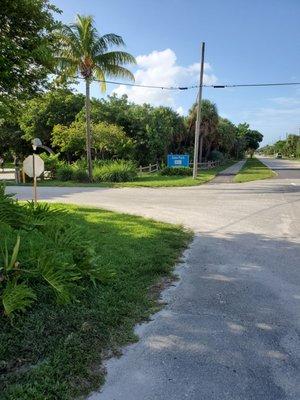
[54,0,300,145]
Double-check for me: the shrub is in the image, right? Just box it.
[72,168,89,183]
[160,167,192,176]
[0,191,107,316]
[55,164,73,181]
[40,153,62,177]
[93,160,137,182]
[209,150,225,162]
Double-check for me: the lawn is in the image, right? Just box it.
[234,157,276,182]
[0,204,191,400]
[6,162,234,188]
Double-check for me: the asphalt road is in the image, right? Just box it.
[7,163,300,400]
[259,157,300,179]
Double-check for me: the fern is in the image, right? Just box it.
[2,282,36,316]
[38,258,81,304]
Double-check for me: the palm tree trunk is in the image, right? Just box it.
[85,79,93,181]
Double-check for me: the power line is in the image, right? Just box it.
[73,75,300,91]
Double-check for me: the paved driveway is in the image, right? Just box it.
[7,172,300,400]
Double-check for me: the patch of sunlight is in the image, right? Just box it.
[146,335,208,353]
[265,350,288,360]
[227,322,246,334]
[256,323,273,331]
[201,274,237,282]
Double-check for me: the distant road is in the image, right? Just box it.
[259,157,300,179]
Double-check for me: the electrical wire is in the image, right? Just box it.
[73,75,300,91]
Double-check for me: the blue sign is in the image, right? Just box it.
[167,154,189,168]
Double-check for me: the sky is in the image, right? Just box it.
[54,0,300,145]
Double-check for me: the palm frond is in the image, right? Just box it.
[2,282,36,316]
[98,64,135,81]
[95,51,136,67]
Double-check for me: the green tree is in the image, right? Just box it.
[55,15,136,180]
[0,0,60,100]
[217,118,238,157]
[187,100,219,161]
[19,89,85,146]
[52,121,134,160]
[76,94,186,165]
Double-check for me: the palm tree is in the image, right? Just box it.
[187,100,219,162]
[56,15,136,180]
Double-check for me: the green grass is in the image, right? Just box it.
[5,162,234,188]
[0,204,191,400]
[234,157,276,182]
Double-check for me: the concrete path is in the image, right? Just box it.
[6,164,300,400]
[210,160,246,183]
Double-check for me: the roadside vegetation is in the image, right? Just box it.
[234,157,276,183]
[7,160,234,188]
[0,187,191,399]
[259,134,300,159]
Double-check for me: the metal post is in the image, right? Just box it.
[193,42,205,179]
[32,154,37,204]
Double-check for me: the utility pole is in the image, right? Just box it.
[193,42,205,179]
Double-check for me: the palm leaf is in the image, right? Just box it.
[2,282,36,316]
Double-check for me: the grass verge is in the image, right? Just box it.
[5,162,234,188]
[0,204,191,400]
[234,157,276,183]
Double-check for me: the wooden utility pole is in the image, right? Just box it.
[192,42,205,179]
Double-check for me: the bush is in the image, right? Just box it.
[40,153,62,177]
[72,168,89,183]
[160,167,192,176]
[0,188,106,316]
[93,160,137,182]
[55,164,73,181]
[209,150,225,162]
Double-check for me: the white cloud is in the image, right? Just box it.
[270,97,300,106]
[176,106,185,116]
[113,49,217,108]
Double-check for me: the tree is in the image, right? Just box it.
[0,0,60,100]
[55,15,136,180]
[52,121,134,160]
[0,100,31,159]
[236,124,263,157]
[217,118,238,157]
[187,100,219,161]
[76,94,187,165]
[244,130,263,157]
[19,89,85,146]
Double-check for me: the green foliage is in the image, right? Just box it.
[160,167,192,176]
[19,89,85,146]
[2,282,36,316]
[72,167,89,183]
[209,150,225,161]
[55,15,136,86]
[93,160,137,182]
[51,120,134,160]
[234,157,276,182]
[260,134,300,158]
[55,164,73,181]
[76,95,187,165]
[39,153,62,176]
[0,205,191,399]
[0,191,108,317]
[0,0,60,99]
